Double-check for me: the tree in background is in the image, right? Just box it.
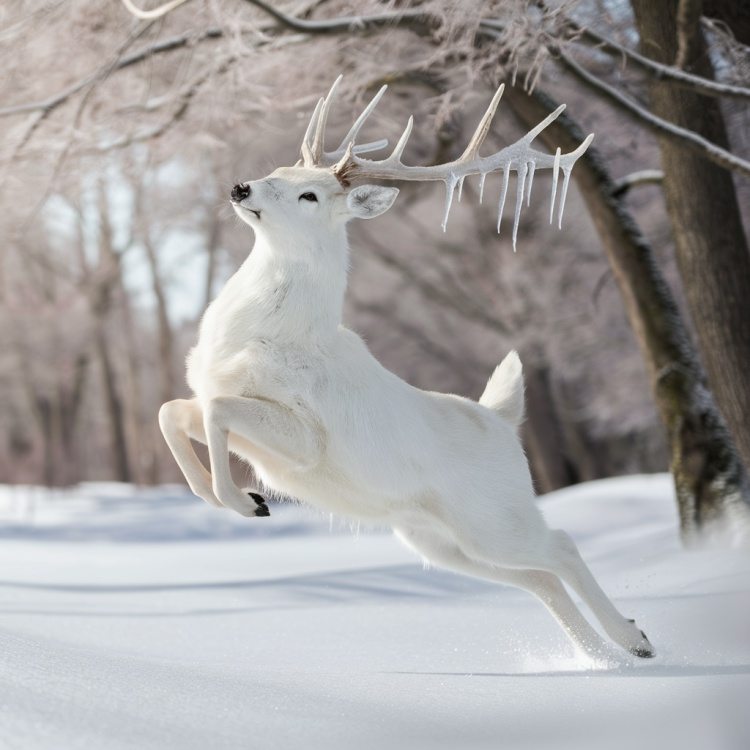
[630,0,750,488]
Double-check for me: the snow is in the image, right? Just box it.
[1,475,748,750]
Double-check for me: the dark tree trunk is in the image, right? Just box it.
[58,351,89,484]
[35,396,55,486]
[94,325,131,483]
[143,235,176,405]
[631,0,750,476]
[505,86,749,543]
[522,362,581,493]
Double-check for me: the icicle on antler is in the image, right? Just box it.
[300,76,594,251]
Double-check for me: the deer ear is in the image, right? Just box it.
[346,185,399,219]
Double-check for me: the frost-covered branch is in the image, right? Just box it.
[612,170,664,197]
[571,23,750,100]
[240,0,433,35]
[2,19,153,177]
[85,57,230,154]
[558,51,750,179]
[119,0,192,20]
[0,28,223,119]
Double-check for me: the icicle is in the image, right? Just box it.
[512,162,528,252]
[457,175,465,202]
[525,160,536,207]
[478,171,487,204]
[441,173,458,232]
[557,166,572,229]
[549,147,561,224]
[496,164,510,234]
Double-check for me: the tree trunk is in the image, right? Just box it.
[203,212,222,313]
[505,86,749,543]
[631,0,750,475]
[58,351,89,485]
[522,362,581,493]
[94,324,131,483]
[143,235,176,405]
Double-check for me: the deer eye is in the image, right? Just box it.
[299,192,318,202]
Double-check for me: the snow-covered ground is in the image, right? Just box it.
[0,475,748,750]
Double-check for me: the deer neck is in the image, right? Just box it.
[234,230,349,341]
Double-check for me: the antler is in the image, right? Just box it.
[300,75,390,167]
[300,77,594,250]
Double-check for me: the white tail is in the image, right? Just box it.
[158,78,654,662]
[480,350,525,429]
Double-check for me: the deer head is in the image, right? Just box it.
[230,75,593,252]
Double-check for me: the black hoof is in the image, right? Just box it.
[247,491,266,506]
[629,645,655,658]
[255,503,270,517]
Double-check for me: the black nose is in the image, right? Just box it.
[231,183,251,202]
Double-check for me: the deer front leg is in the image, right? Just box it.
[159,398,222,508]
[203,396,322,517]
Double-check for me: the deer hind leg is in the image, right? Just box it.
[395,526,610,659]
[203,395,321,518]
[535,530,655,658]
[159,398,222,508]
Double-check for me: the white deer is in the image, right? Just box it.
[159,77,654,659]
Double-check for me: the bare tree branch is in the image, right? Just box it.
[352,297,484,374]
[557,50,750,178]
[362,231,510,334]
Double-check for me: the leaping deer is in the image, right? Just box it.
[159,77,654,660]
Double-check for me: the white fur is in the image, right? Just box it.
[159,165,654,659]
[479,350,525,430]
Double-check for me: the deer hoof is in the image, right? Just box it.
[628,629,655,658]
[247,491,267,506]
[246,492,270,517]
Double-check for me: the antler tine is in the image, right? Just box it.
[301,97,324,167]
[311,74,343,165]
[332,84,388,156]
[520,103,566,145]
[351,139,390,156]
[572,132,595,157]
[390,116,414,161]
[460,83,505,161]
[303,79,390,167]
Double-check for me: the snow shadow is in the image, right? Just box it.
[0,483,360,543]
